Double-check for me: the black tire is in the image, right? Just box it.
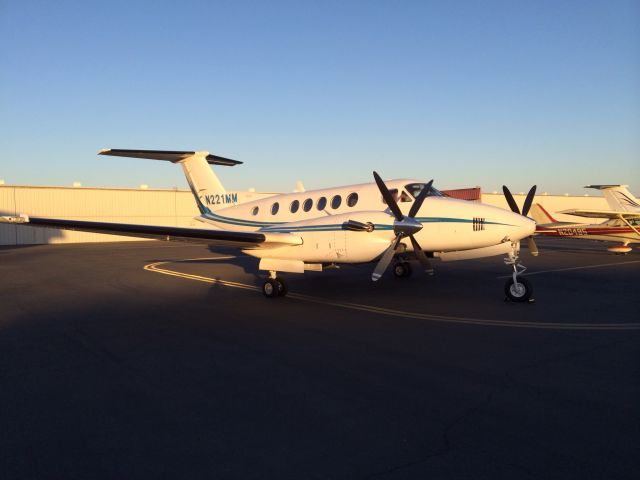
[393,262,407,278]
[275,276,288,297]
[504,277,533,302]
[262,279,279,298]
[393,262,412,278]
[402,262,412,277]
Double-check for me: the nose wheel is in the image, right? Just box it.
[262,272,288,298]
[503,242,534,302]
[504,276,533,302]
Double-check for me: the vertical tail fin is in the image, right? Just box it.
[586,185,640,212]
[529,203,558,225]
[98,149,242,213]
[177,153,228,214]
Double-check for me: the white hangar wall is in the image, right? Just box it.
[0,185,201,245]
[0,184,620,246]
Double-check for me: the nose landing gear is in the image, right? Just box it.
[503,242,534,302]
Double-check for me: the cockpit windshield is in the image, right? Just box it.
[404,183,444,199]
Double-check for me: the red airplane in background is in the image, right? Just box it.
[532,185,640,254]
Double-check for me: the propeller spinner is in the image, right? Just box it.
[371,172,434,280]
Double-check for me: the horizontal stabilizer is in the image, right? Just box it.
[584,185,626,190]
[99,149,242,166]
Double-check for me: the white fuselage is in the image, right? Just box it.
[194,179,535,265]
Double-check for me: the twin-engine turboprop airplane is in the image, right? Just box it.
[531,185,640,254]
[1,149,537,301]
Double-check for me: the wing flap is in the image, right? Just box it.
[0,216,301,247]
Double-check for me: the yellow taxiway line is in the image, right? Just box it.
[144,257,640,331]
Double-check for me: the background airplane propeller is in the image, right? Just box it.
[372,172,434,280]
[502,185,539,256]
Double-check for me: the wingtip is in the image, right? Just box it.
[0,214,29,224]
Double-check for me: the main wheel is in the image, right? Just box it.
[393,261,412,278]
[393,262,406,278]
[262,279,279,298]
[275,276,288,297]
[504,277,533,302]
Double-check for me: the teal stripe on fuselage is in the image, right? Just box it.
[415,217,515,227]
[202,213,516,231]
[204,211,284,227]
[263,223,395,233]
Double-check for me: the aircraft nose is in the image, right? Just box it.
[510,212,536,240]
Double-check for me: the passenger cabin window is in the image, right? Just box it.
[271,202,279,215]
[347,192,358,207]
[317,196,327,210]
[290,200,300,213]
[303,198,313,212]
[251,206,259,216]
[331,195,342,209]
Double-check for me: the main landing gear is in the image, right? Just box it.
[392,261,413,278]
[262,271,288,298]
[503,242,534,303]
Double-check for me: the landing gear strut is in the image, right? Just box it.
[503,242,534,302]
[262,271,288,298]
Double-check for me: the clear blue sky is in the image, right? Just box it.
[1,0,638,194]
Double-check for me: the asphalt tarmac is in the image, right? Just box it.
[1,238,639,479]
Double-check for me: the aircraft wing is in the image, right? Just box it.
[558,209,640,220]
[0,216,302,248]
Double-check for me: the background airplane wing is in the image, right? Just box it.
[558,209,640,219]
[0,216,302,248]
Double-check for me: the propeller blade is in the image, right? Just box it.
[521,185,537,217]
[373,171,404,221]
[526,236,539,257]
[372,235,402,281]
[408,179,434,218]
[409,235,434,274]
[502,185,520,214]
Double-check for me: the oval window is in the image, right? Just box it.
[347,192,358,207]
[317,196,327,210]
[331,195,342,209]
[251,206,259,216]
[290,199,300,213]
[271,202,279,215]
[303,198,313,212]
